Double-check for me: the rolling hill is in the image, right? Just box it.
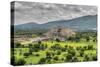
[14,15,97,32]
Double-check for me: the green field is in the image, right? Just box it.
[11,31,97,65]
[11,40,97,65]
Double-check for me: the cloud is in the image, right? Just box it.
[12,1,97,25]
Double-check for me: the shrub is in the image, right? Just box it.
[23,53,30,58]
[84,54,90,61]
[49,51,55,57]
[79,50,84,57]
[65,45,68,48]
[32,44,40,52]
[46,59,52,64]
[74,37,80,42]
[61,47,67,52]
[88,45,93,50]
[56,38,60,42]
[29,48,33,54]
[33,43,47,51]
[68,46,73,50]
[19,49,22,55]
[65,54,72,62]
[67,37,74,41]
[93,39,96,42]
[63,53,67,57]
[71,56,78,62]
[80,47,85,52]
[92,55,97,61]
[53,56,59,61]
[56,50,61,55]
[83,46,88,50]
[15,58,26,65]
[38,41,42,44]
[51,44,61,50]
[68,49,76,56]
[11,55,17,65]
[40,44,47,50]
[34,44,40,49]
[15,42,21,48]
[35,54,40,57]
[34,48,39,52]
[28,43,33,48]
[86,37,90,42]
[61,58,64,61]
[76,46,81,50]
[46,51,51,57]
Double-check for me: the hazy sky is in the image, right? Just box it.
[12,1,97,25]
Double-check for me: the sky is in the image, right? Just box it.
[11,1,97,25]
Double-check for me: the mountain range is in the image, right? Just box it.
[14,15,97,32]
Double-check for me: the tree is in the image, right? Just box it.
[79,50,84,57]
[61,47,66,52]
[46,59,52,64]
[38,41,42,44]
[40,44,47,50]
[56,38,60,42]
[15,58,26,65]
[68,48,76,56]
[88,45,93,50]
[35,54,40,57]
[92,55,97,61]
[46,51,51,57]
[53,56,59,61]
[19,49,22,55]
[61,58,64,61]
[65,53,73,62]
[83,46,88,50]
[46,51,52,60]
[71,56,78,62]
[23,53,30,58]
[28,43,33,48]
[51,44,61,50]
[75,37,80,42]
[56,50,61,55]
[93,39,96,42]
[84,54,90,61]
[11,55,17,65]
[33,44,40,52]
[68,37,74,41]
[38,58,46,64]
[15,42,21,48]
[86,36,90,42]
[65,45,68,48]
[34,44,40,49]
[17,58,26,65]
[29,47,33,54]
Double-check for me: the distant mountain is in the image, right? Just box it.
[14,15,97,32]
[14,22,39,30]
[42,15,97,31]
